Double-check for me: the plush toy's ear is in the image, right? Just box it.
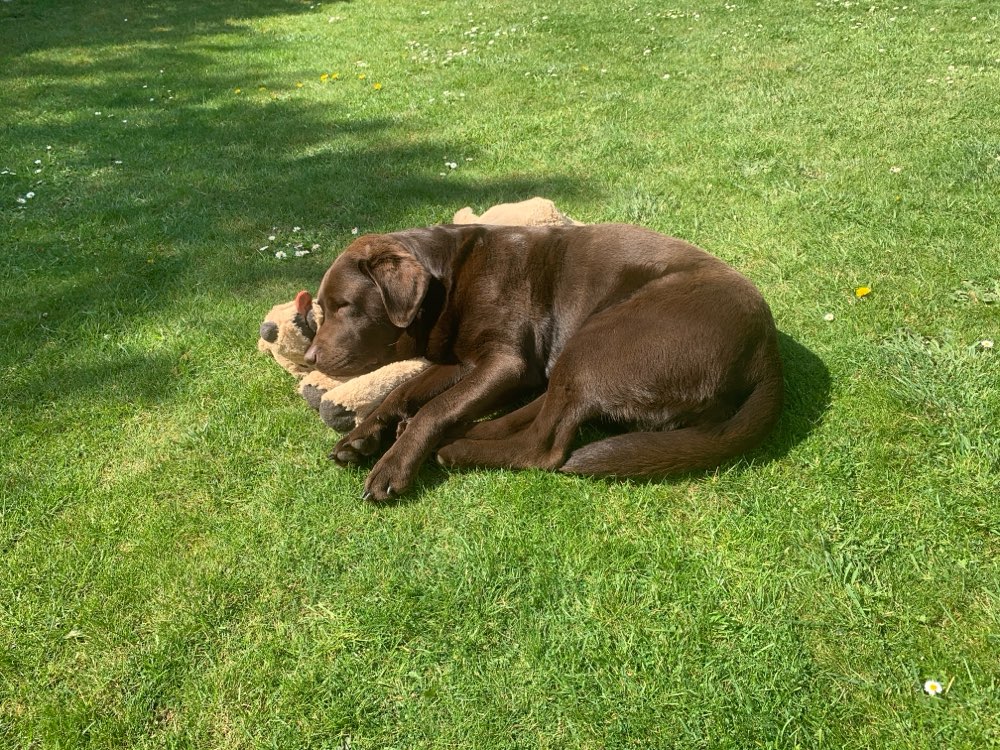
[295,290,312,316]
[361,245,430,328]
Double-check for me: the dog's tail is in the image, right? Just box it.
[560,372,784,478]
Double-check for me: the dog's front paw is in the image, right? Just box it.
[361,455,415,502]
[330,421,384,466]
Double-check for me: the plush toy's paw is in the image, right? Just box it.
[298,371,343,412]
[320,401,357,433]
[300,382,325,411]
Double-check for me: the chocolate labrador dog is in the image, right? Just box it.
[305,223,782,501]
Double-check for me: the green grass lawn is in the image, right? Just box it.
[2,0,998,747]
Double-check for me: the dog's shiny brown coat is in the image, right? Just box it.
[305,223,783,501]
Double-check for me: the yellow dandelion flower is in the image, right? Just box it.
[321,73,329,81]
[296,82,304,88]
[234,88,242,94]
[373,82,383,90]
[855,286,872,299]
[331,72,340,80]
[358,73,367,80]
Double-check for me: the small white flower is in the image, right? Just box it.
[34,159,41,165]
[274,250,287,259]
[351,227,359,235]
[16,197,26,204]
[95,111,101,116]
[46,145,52,150]
[890,166,903,174]
[923,679,943,696]
[980,339,994,349]
[293,226,301,232]
[311,244,320,250]
[34,169,41,174]
[824,312,835,321]
[25,191,35,199]
[445,161,458,169]
[114,160,123,165]
[294,250,309,257]
[268,235,276,241]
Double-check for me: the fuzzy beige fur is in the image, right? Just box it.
[452,196,582,227]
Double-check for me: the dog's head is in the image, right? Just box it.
[306,234,430,377]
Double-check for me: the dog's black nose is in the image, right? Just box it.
[259,321,279,343]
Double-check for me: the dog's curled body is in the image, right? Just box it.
[305,223,782,500]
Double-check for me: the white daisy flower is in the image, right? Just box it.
[274,250,287,259]
[923,679,943,696]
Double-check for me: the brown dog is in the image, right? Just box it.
[305,223,783,501]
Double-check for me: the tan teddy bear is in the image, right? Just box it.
[258,290,429,431]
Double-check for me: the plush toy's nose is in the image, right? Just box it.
[304,345,318,365]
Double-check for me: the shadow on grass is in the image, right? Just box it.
[763,331,832,462]
[0,0,341,59]
[0,0,583,410]
[355,331,831,502]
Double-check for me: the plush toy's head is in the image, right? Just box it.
[453,196,583,227]
[257,290,324,377]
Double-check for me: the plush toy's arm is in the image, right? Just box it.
[319,359,431,430]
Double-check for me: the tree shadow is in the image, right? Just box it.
[0,0,341,59]
[0,1,584,411]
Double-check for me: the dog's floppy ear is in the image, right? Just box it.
[361,243,430,328]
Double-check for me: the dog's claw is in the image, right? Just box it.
[361,490,373,501]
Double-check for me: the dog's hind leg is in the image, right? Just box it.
[435,380,590,471]
[451,395,545,442]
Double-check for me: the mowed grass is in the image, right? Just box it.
[1,0,998,747]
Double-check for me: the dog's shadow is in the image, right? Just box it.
[760,331,832,462]
[358,330,831,502]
